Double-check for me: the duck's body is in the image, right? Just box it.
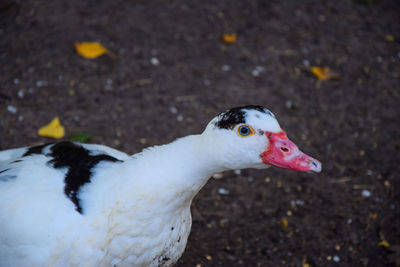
[0,106,321,266]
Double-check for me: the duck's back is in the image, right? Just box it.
[0,142,131,266]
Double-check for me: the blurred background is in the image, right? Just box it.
[0,0,399,266]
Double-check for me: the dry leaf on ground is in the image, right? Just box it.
[222,33,237,44]
[74,42,108,59]
[38,117,65,139]
[310,66,340,80]
[379,240,390,248]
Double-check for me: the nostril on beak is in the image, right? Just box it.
[311,161,317,167]
[309,160,322,173]
[280,147,289,153]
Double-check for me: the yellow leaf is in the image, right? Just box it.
[222,33,237,44]
[282,218,288,227]
[369,213,377,220]
[74,42,108,59]
[310,66,340,81]
[378,240,390,248]
[385,34,394,42]
[38,117,65,139]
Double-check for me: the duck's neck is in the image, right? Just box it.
[124,134,223,205]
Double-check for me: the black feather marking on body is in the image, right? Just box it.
[214,105,274,129]
[0,169,10,174]
[48,141,122,214]
[23,143,53,157]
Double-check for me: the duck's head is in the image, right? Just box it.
[202,105,322,173]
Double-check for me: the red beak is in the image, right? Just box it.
[260,131,322,173]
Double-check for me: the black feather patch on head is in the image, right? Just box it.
[214,105,274,129]
[47,142,122,214]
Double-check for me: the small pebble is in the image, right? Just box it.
[58,75,63,81]
[302,59,310,66]
[366,170,373,176]
[36,80,47,87]
[18,115,23,121]
[251,66,265,77]
[347,218,352,224]
[255,66,265,72]
[384,180,390,188]
[295,199,305,206]
[234,170,241,175]
[105,79,113,90]
[176,114,183,122]
[13,78,20,85]
[333,255,340,262]
[150,57,160,66]
[247,176,254,182]
[285,100,293,109]
[221,65,231,71]
[361,189,371,198]
[251,69,260,77]
[377,56,383,63]
[7,105,17,114]
[139,138,147,145]
[218,188,230,195]
[203,79,211,86]
[169,106,178,114]
[17,89,24,98]
[212,173,223,179]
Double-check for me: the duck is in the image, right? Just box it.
[0,105,321,267]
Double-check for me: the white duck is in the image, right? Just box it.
[0,105,321,267]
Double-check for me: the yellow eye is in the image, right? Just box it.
[237,125,255,137]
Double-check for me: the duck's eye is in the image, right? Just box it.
[237,125,255,137]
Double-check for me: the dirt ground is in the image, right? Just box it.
[1,0,399,266]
